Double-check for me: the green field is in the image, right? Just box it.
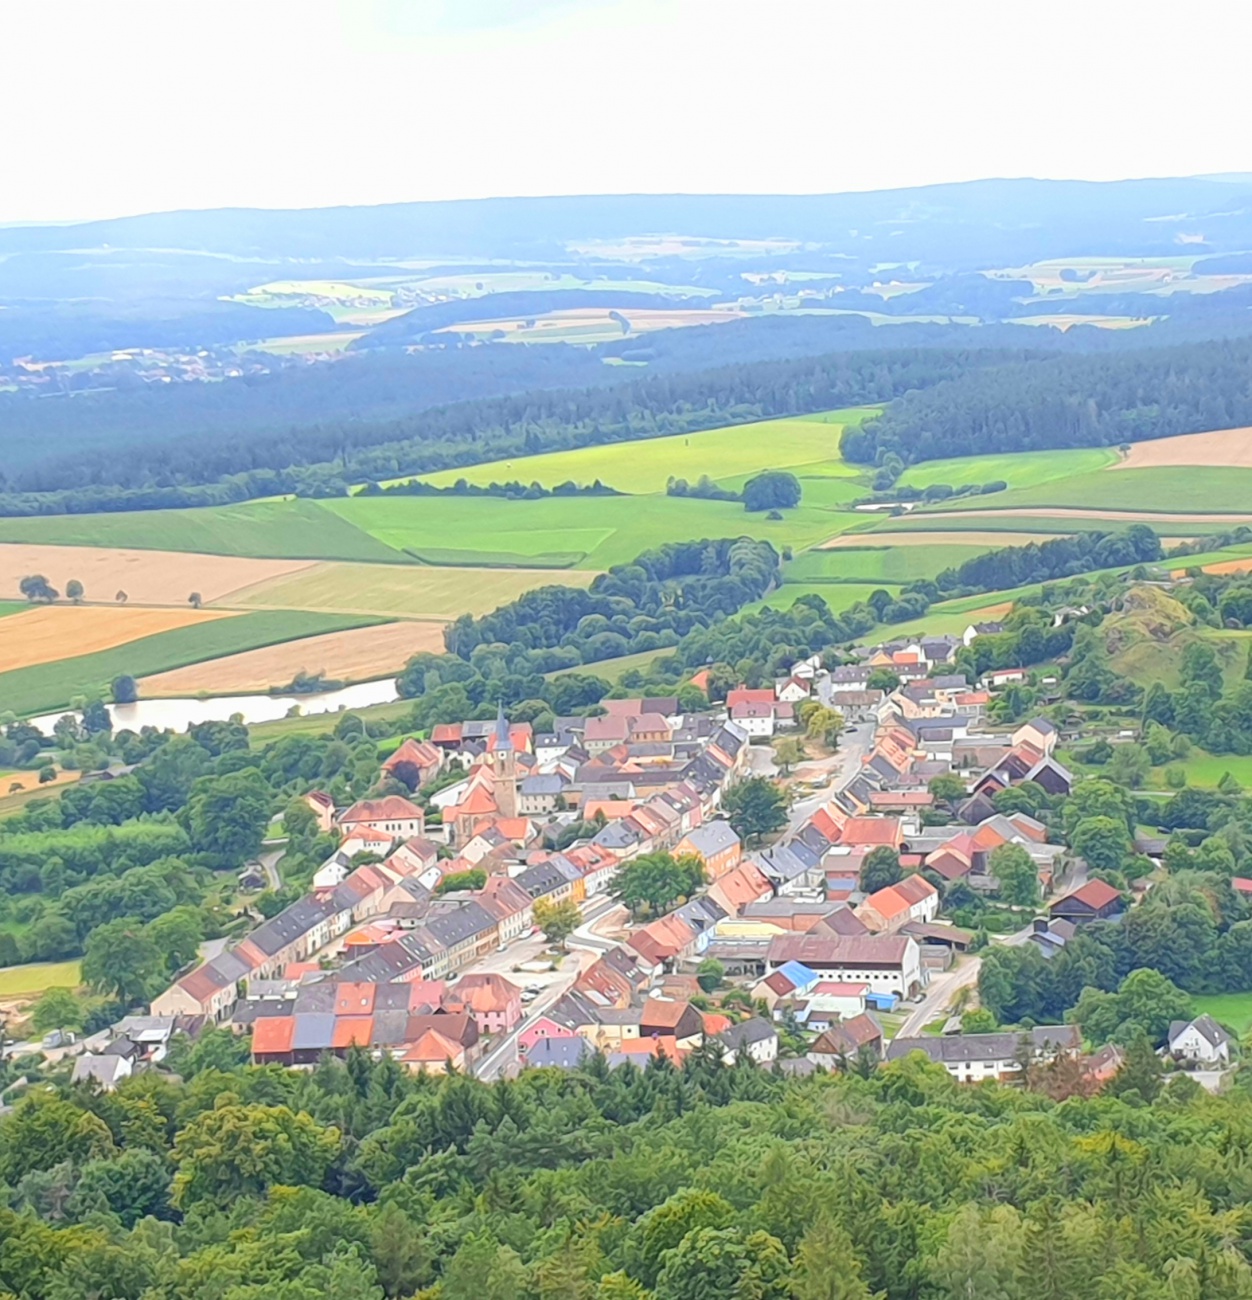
[926,466,1252,516]
[1150,749,1252,790]
[0,959,82,997]
[324,493,852,570]
[899,447,1118,493]
[783,544,990,585]
[0,602,24,619]
[232,561,595,619]
[548,647,669,684]
[0,499,404,562]
[245,697,417,744]
[413,409,876,495]
[1191,992,1252,1035]
[0,611,385,717]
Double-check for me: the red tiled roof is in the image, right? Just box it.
[1065,879,1123,910]
[332,1016,374,1049]
[839,817,903,848]
[252,1016,295,1055]
[340,795,424,824]
[334,983,377,1016]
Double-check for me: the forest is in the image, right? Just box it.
[841,337,1252,465]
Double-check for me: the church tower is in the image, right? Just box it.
[488,702,518,819]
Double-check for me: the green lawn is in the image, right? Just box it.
[1150,750,1252,791]
[411,409,877,495]
[0,611,385,717]
[1192,992,1252,1035]
[0,959,82,997]
[547,647,669,684]
[0,499,403,562]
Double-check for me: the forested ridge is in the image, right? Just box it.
[842,336,1252,464]
[0,345,1004,514]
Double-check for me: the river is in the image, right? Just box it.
[31,676,401,734]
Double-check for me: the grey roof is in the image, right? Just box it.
[246,897,336,956]
[887,1025,1080,1064]
[681,820,740,857]
[292,982,338,1015]
[526,1036,593,1069]
[718,1017,778,1049]
[423,901,498,947]
[520,774,567,795]
[370,1009,412,1045]
[516,861,574,898]
[291,1013,336,1051]
[72,1054,130,1087]
[1169,1014,1234,1048]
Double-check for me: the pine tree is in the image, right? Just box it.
[791,1217,880,1300]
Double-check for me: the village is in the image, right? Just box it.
[61,620,1231,1092]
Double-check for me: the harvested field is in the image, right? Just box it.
[0,768,78,796]
[0,543,317,608]
[1116,426,1252,470]
[819,530,1056,549]
[230,561,596,619]
[0,605,234,674]
[1174,558,1252,577]
[140,620,447,694]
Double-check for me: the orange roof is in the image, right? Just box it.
[809,807,844,842]
[449,783,498,819]
[971,822,1008,852]
[709,862,772,912]
[701,1012,733,1036]
[726,687,775,708]
[583,799,637,821]
[447,973,521,1013]
[340,795,424,824]
[332,1016,374,1049]
[252,1016,295,1055]
[282,962,320,980]
[343,923,395,947]
[334,983,377,1016]
[891,651,920,666]
[611,1037,686,1062]
[384,738,441,772]
[403,1029,463,1063]
[689,669,711,692]
[839,817,903,848]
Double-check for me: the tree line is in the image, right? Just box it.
[841,336,1252,465]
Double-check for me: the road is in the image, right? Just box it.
[474,895,623,1081]
[895,924,1035,1038]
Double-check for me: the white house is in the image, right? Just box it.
[717,1018,779,1065]
[886,1025,1081,1082]
[766,933,926,999]
[338,795,425,839]
[1167,1015,1234,1065]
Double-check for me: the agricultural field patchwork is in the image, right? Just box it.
[139,620,446,696]
[785,544,990,585]
[0,610,384,717]
[0,543,318,608]
[898,447,1117,492]
[0,605,236,674]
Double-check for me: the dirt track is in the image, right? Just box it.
[915,507,1252,524]
[139,620,447,694]
[0,543,317,607]
[1115,426,1252,470]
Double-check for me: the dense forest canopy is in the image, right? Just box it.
[842,337,1252,465]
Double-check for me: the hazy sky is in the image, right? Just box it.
[5,0,1251,223]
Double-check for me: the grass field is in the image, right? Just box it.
[0,960,82,997]
[1150,750,1252,790]
[784,544,989,585]
[899,447,1118,493]
[0,500,404,562]
[0,601,26,619]
[1192,992,1252,1035]
[875,510,1244,537]
[325,493,851,570]
[231,561,596,619]
[548,647,668,684]
[0,611,384,717]
[0,605,236,673]
[245,697,417,744]
[925,466,1252,516]
[413,409,876,495]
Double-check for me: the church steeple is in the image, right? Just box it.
[490,701,518,818]
[494,699,514,752]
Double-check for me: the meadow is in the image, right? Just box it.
[0,610,384,717]
[898,446,1117,493]
[746,582,901,615]
[414,409,875,494]
[0,959,82,998]
[1190,992,1252,1035]
[783,544,990,585]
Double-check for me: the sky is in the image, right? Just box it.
[4,0,1252,223]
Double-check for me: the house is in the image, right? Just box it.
[793,981,869,1029]
[808,1013,883,1066]
[839,817,904,852]
[443,973,524,1034]
[151,948,252,1021]
[640,997,705,1048]
[717,1017,779,1064]
[776,677,811,704]
[730,700,779,738]
[518,773,569,816]
[1050,879,1124,925]
[302,790,336,833]
[963,621,1004,647]
[856,875,939,933]
[1167,1015,1234,1065]
[887,1025,1081,1082]
[674,820,742,879]
[754,959,821,1012]
[983,667,1027,687]
[1013,718,1058,757]
[1027,916,1077,959]
[382,738,444,789]
[525,1035,594,1070]
[339,795,425,840]
[518,1012,580,1057]
[766,933,924,998]
[72,1052,134,1090]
